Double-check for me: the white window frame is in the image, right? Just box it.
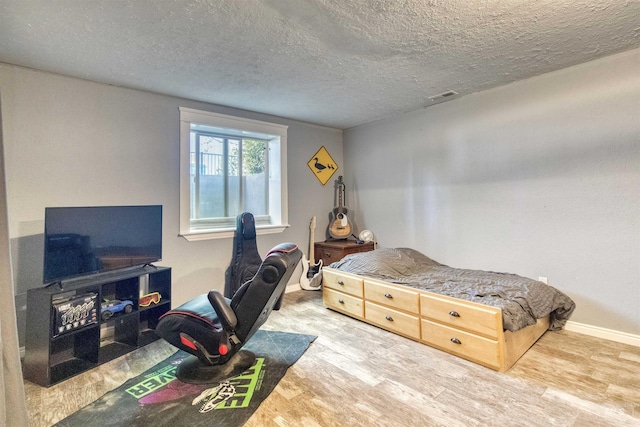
[179,107,289,241]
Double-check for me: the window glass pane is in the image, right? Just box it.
[189,132,196,219]
[242,139,267,216]
[193,134,224,219]
[200,135,224,176]
[227,139,240,217]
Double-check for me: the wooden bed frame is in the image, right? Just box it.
[322,267,550,372]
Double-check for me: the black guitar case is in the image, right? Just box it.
[224,212,262,298]
[223,212,286,309]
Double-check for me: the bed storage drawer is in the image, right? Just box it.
[365,301,420,340]
[322,267,550,372]
[420,293,502,339]
[364,280,419,314]
[322,269,364,297]
[324,288,364,318]
[421,319,501,369]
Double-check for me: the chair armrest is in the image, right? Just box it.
[207,290,238,331]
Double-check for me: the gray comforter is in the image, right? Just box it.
[328,248,575,332]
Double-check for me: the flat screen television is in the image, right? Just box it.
[43,205,163,284]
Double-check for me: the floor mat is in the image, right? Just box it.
[55,330,316,426]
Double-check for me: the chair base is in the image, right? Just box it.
[176,350,257,384]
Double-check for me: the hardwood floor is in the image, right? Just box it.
[24,290,640,426]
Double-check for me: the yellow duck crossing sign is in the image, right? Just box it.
[307,146,338,185]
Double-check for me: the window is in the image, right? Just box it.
[179,108,289,240]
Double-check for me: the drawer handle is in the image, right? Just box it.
[337,280,344,285]
[384,293,393,299]
[450,337,462,345]
[338,299,344,304]
[449,311,460,317]
[385,315,394,322]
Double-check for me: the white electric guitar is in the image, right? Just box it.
[300,216,323,290]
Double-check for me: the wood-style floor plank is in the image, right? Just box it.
[24,290,640,426]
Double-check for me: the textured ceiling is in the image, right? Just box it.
[1,0,639,129]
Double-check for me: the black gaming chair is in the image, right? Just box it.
[156,242,302,384]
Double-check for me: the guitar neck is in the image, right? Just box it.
[309,227,315,261]
[308,216,317,263]
[336,177,345,213]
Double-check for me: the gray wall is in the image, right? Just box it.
[0,64,342,345]
[344,49,640,335]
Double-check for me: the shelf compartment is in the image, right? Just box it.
[50,358,97,386]
[48,327,100,385]
[100,311,140,348]
[98,341,138,364]
[139,303,171,332]
[138,329,161,347]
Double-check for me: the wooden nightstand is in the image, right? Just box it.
[314,240,375,266]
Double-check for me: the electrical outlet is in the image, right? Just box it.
[539,276,548,284]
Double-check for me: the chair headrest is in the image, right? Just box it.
[265,242,299,257]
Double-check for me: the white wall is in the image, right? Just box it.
[0,64,342,345]
[344,49,640,335]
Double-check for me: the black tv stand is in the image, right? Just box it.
[24,266,171,387]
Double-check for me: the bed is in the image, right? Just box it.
[322,248,575,371]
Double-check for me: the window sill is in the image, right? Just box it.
[179,224,290,241]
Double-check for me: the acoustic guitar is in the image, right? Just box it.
[328,176,352,239]
[300,216,323,290]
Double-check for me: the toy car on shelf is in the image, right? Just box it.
[101,299,134,321]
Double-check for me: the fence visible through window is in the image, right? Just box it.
[190,152,234,176]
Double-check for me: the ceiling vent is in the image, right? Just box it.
[428,90,459,103]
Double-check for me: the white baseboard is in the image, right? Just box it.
[564,321,640,347]
[286,283,323,293]
[286,283,301,293]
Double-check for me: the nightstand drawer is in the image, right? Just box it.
[315,240,374,266]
